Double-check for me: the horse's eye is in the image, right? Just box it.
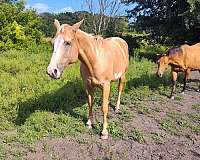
[64,41,71,46]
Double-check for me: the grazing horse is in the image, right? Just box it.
[156,43,200,99]
[47,19,129,139]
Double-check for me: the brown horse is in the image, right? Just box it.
[47,19,129,139]
[156,43,200,99]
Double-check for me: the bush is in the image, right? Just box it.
[133,39,168,61]
[0,1,44,50]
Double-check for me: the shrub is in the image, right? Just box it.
[0,1,44,50]
[133,39,168,61]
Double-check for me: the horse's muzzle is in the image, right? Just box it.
[156,72,163,78]
[47,66,61,79]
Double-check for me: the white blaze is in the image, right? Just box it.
[49,35,64,67]
[47,35,65,78]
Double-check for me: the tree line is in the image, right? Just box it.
[1,0,200,51]
[39,11,128,37]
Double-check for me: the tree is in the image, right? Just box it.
[83,0,124,35]
[0,0,18,3]
[125,0,200,44]
[183,0,200,42]
[39,10,128,37]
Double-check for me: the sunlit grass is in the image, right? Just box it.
[0,44,175,147]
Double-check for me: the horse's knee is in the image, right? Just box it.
[101,106,108,114]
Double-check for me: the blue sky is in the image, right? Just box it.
[26,0,83,13]
[26,0,131,15]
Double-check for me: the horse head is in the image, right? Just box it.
[156,54,170,77]
[47,19,84,79]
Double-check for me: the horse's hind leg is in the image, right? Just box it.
[182,69,190,94]
[198,70,200,92]
[81,63,94,129]
[116,75,125,113]
[85,83,94,129]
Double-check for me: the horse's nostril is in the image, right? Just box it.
[156,72,162,78]
[50,69,58,78]
[54,69,57,75]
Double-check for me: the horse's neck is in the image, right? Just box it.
[76,30,97,75]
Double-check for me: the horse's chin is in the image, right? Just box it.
[52,75,61,79]
[47,72,62,79]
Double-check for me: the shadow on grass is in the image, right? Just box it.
[126,73,171,92]
[126,72,199,98]
[15,79,87,125]
[185,78,200,92]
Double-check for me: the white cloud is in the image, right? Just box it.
[51,6,74,13]
[32,3,49,13]
[26,3,74,13]
[62,7,74,13]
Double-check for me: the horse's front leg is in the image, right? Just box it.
[171,71,178,99]
[116,75,125,113]
[85,83,94,129]
[101,82,110,140]
[198,70,200,92]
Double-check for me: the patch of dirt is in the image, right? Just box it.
[27,137,200,160]
[26,71,200,160]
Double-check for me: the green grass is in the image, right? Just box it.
[192,104,200,112]
[129,128,145,143]
[108,121,124,138]
[136,104,150,115]
[188,113,200,124]
[150,132,165,144]
[0,44,176,154]
[160,118,177,134]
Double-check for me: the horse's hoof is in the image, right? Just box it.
[115,108,120,113]
[86,119,92,129]
[101,134,108,140]
[170,96,175,100]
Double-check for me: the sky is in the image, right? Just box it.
[26,0,131,15]
[26,0,83,13]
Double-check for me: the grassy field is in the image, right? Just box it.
[0,44,199,159]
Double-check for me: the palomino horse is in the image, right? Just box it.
[156,43,200,99]
[47,19,129,139]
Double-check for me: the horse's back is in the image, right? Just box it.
[107,37,129,73]
[104,37,129,64]
[181,44,200,69]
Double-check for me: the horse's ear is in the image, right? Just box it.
[54,19,60,30]
[72,19,84,32]
[155,54,161,62]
